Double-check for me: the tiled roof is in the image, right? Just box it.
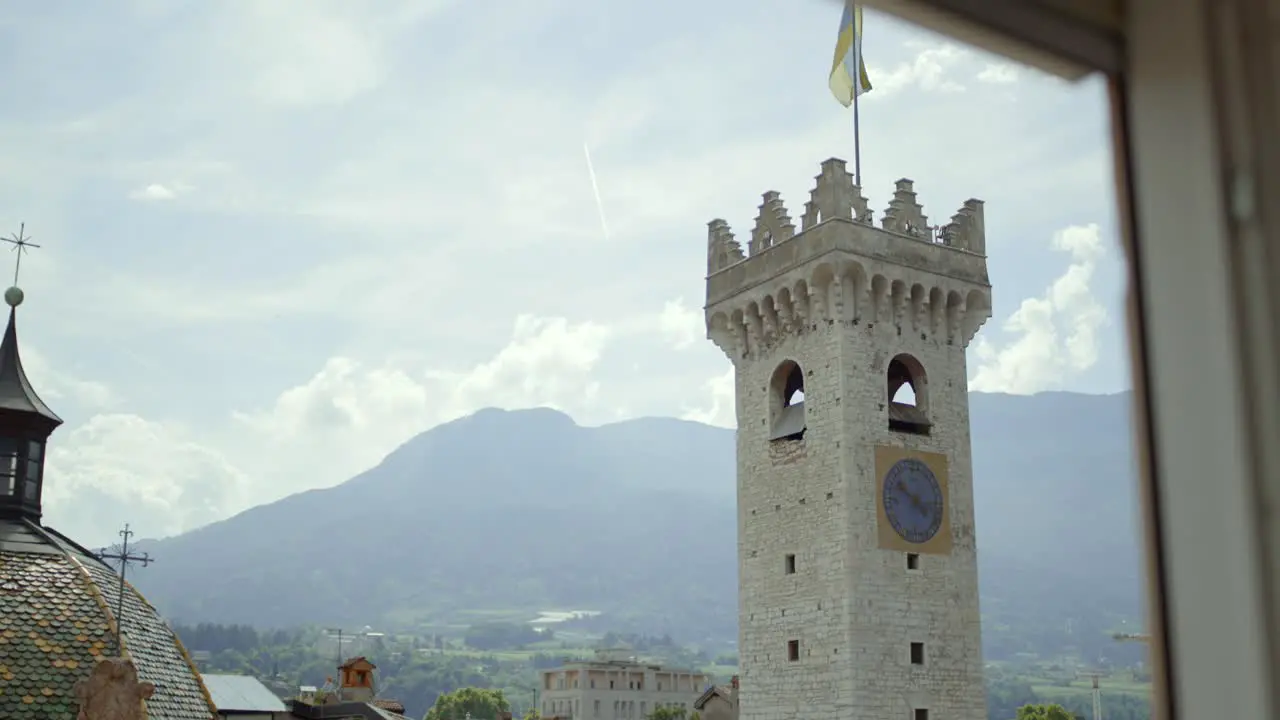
[0,519,218,720]
[372,698,406,714]
[0,551,117,720]
[693,685,733,710]
[82,562,216,719]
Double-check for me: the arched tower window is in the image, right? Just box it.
[770,360,806,441]
[887,354,930,435]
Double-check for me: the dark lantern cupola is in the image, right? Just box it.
[0,283,62,522]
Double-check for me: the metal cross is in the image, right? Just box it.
[0,223,40,286]
[97,523,155,647]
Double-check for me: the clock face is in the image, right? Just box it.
[882,458,945,544]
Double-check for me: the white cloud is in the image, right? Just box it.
[5,0,1126,548]
[421,315,613,421]
[657,299,703,350]
[129,183,182,201]
[870,43,969,97]
[969,223,1110,394]
[977,63,1019,84]
[43,414,249,543]
[41,300,715,546]
[21,344,118,411]
[681,367,736,428]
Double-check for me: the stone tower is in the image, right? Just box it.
[703,158,991,720]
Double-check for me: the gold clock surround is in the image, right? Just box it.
[874,445,954,555]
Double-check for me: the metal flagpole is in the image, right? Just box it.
[853,74,862,188]
[852,1,863,189]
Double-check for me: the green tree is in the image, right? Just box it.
[1016,703,1076,720]
[425,687,511,720]
[647,706,687,720]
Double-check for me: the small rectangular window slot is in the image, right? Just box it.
[914,709,928,720]
[786,640,800,662]
[906,553,920,570]
[910,642,925,665]
[784,554,796,574]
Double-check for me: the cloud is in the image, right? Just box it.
[21,344,118,411]
[870,42,970,97]
[129,182,190,201]
[8,0,1125,549]
[213,1,458,109]
[43,414,249,544]
[969,223,1110,394]
[227,308,684,489]
[39,300,716,546]
[657,299,703,350]
[681,367,736,428]
[977,63,1019,84]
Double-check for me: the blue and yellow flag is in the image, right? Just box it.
[828,1,872,107]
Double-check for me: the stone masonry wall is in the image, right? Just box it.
[708,164,991,720]
[731,311,986,720]
[735,324,851,720]
[838,319,986,720]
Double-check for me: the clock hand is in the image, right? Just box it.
[897,480,926,514]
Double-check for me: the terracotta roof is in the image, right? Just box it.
[340,656,375,669]
[0,519,217,720]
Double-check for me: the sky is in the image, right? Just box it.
[0,0,1129,547]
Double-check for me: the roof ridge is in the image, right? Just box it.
[65,552,132,660]
[27,520,113,567]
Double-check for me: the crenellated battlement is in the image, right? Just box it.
[706,158,988,285]
[703,158,992,360]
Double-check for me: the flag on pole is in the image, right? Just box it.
[828,2,872,107]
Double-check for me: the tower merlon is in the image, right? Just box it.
[704,163,991,720]
[707,218,745,275]
[703,159,993,360]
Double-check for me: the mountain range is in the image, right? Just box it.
[130,391,1148,665]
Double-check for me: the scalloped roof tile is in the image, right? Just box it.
[0,521,217,720]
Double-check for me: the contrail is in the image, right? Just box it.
[583,142,611,242]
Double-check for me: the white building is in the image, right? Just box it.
[540,648,710,720]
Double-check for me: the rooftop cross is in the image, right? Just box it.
[0,223,40,288]
[97,523,155,647]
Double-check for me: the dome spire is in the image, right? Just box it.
[0,224,61,523]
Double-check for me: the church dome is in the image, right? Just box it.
[0,270,218,720]
[0,524,218,719]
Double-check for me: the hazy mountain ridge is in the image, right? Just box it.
[131,392,1145,663]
